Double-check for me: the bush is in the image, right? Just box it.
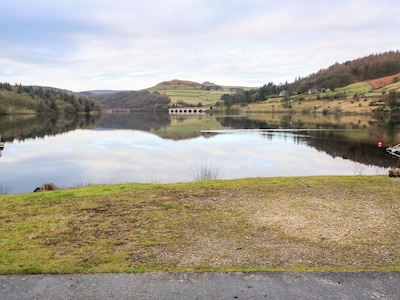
[190,161,223,181]
[33,183,58,192]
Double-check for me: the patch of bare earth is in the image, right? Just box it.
[131,183,399,270]
[367,73,400,89]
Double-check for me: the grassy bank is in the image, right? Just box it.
[0,176,399,274]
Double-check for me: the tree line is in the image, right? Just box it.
[0,83,101,115]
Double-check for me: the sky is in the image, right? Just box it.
[1,0,399,92]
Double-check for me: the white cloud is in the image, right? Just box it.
[0,0,399,91]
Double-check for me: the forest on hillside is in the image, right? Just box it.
[0,83,101,115]
[94,90,171,112]
[291,50,400,94]
[221,51,400,106]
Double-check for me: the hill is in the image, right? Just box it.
[290,50,400,94]
[80,90,132,96]
[94,90,171,112]
[219,51,400,113]
[149,79,202,90]
[0,83,101,115]
[146,79,252,107]
[91,78,252,109]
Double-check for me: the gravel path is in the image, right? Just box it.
[1,272,399,299]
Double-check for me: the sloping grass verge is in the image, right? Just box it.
[0,176,399,274]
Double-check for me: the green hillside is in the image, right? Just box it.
[147,79,252,107]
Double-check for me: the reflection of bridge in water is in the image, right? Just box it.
[169,106,213,115]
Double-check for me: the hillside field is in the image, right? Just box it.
[150,89,226,106]
[147,79,253,107]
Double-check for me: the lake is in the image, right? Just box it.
[1,112,399,194]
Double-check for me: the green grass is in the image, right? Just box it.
[375,80,400,93]
[151,87,242,106]
[1,176,399,274]
[335,82,373,96]
[149,88,230,106]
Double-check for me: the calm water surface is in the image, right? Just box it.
[0,113,397,194]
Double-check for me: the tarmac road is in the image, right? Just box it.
[1,272,399,300]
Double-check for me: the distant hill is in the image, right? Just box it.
[148,79,202,90]
[94,90,171,112]
[148,79,228,91]
[80,90,133,96]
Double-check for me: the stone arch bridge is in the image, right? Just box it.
[169,107,213,115]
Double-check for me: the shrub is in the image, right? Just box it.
[190,161,223,181]
[33,183,58,192]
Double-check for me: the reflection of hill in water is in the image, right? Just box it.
[216,115,399,169]
[150,131,202,140]
[0,114,101,142]
[305,132,398,169]
[96,113,170,132]
[216,115,368,131]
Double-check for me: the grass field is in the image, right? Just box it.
[336,82,373,96]
[246,96,375,114]
[151,89,226,106]
[1,176,399,274]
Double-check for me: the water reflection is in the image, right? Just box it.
[2,112,400,143]
[0,114,101,143]
[97,112,170,131]
[0,112,399,194]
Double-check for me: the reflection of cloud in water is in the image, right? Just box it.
[0,129,388,194]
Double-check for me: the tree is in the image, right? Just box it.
[386,90,399,111]
[326,77,340,92]
[220,94,231,101]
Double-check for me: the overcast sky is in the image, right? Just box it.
[1,0,399,91]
